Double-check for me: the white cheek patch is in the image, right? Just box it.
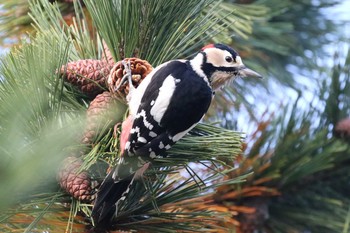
[205,48,228,67]
[150,75,177,123]
[205,48,243,68]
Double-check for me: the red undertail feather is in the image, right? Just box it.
[119,115,134,153]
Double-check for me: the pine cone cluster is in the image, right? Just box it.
[58,42,153,201]
[58,156,95,201]
[60,59,113,99]
[108,58,153,101]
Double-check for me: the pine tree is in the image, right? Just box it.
[0,0,348,232]
[0,0,244,232]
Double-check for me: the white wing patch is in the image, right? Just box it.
[135,110,154,130]
[150,75,177,123]
[149,131,157,137]
[138,137,147,143]
[150,151,157,159]
[159,141,165,149]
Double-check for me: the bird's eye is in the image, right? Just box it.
[225,56,233,63]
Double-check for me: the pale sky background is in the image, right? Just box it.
[234,1,350,135]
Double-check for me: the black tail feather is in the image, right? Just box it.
[91,162,151,228]
[91,171,133,226]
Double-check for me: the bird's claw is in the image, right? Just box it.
[114,60,133,91]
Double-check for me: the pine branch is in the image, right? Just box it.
[29,0,98,60]
[84,0,221,65]
[0,2,246,232]
[0,24,88,210]
[106,168,249,232]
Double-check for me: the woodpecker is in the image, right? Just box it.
[92,43,262,226]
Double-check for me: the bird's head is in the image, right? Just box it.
[192,43,262,89]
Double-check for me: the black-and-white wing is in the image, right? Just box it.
[125,60,213,159]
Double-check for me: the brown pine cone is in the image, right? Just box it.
[334,117,350,140]
[82,91,127,144]
[108,58,153,101]
[58,156,95,201]
[60,59,113,99]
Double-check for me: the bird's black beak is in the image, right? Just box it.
[239,66,263,79]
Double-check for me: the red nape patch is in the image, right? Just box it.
[201,44,215,51]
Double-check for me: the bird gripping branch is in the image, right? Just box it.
[92,43,262,226]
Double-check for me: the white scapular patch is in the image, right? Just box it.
[175,78,181,83]
[128,74,153,116]
[138,137,147,143]
[150,75,177,123]
[129,60,187,117]
[150,100,155,106]
[149,151,157,159]
[128,61,175,116]
[149,131,157,137]
[159,141,164,149]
